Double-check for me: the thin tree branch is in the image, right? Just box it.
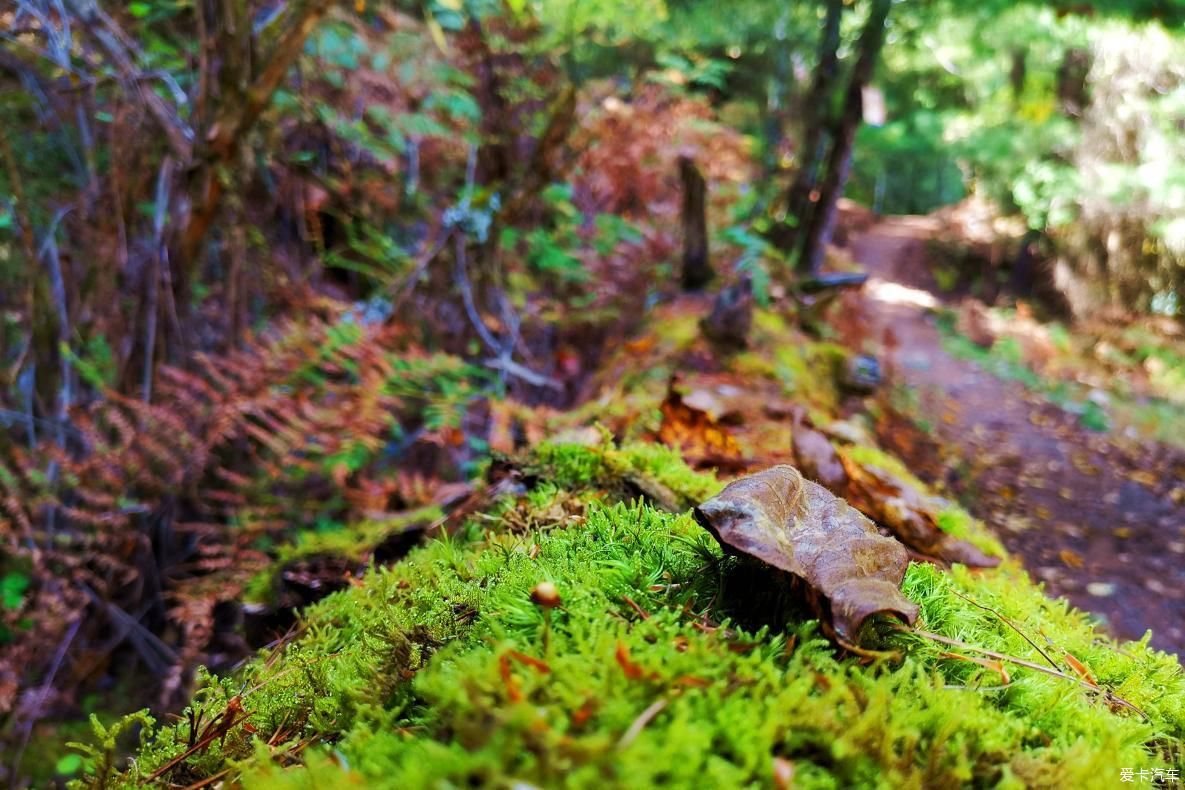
[63,0,194,159]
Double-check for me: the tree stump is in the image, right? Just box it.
[701,274,753,351]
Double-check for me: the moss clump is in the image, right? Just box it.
[241,506,442,605]
[528,440,722,507]
[80,481,1183,788]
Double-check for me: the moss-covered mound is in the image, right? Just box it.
[71,443,1183,789]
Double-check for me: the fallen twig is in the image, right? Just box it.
[484,355,563,391]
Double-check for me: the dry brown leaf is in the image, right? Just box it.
[839,453,1001,568]
[1058,549,1084,569]
[791,419,849,491]
[693,465,918,647]
[658,386,742,462]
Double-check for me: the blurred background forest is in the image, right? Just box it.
[2,0,1185,785]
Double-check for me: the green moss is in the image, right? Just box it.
[892,562,1185,782]
[242,506,442,604]
[652,313,701,348]
[933,506,1007,557]
[83,485,1182,788]
[752,307,791,337]
[844,444,932,491]
[769,343,847,413]
[731,351,779,380]
[529,440,722,507]
[282,507,442,561]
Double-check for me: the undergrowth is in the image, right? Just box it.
[69,445,1184,788]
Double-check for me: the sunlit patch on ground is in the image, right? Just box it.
[865,277,941,310]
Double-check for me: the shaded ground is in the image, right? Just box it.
[852,216,1185,655]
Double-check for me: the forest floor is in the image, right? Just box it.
[851,216,1185,654]
[24,212,1185,787]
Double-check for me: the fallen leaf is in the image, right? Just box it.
[839,453,1001,568]
[1126,469,1157,487]
[659,384,742,463]
[791,420,848,491]
[682,388,727,420]
[693,465,918,647]
[624,335,656,355]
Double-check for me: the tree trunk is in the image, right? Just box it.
[773,0,843,255]
[680,155,713,291]
[797,0,892,275]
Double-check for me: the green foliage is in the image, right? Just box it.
[652,52,734,92]
[385,353,496,431]
[61,335,118,393]
[850,114,967,215]
[871,4,1185,311]
[0,572,29,611]
[500,183,646,295]
[721,224,775,306]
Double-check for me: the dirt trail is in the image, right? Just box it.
[851,216,1185,655]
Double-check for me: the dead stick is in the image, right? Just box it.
[899,626,1147,719]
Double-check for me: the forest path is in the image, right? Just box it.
[850,216,1185,656]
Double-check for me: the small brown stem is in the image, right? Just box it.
[898,625,1147,719]
[948,588,1061,671]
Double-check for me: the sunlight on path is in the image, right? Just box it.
[865,278,940,310]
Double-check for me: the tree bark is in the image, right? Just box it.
[679,156,712,291]
[176,0,336,272]
[774,0,843,255]
[798,0,892,275]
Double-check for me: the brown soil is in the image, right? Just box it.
[851,216,1185,656]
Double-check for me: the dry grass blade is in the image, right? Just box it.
[616,698,669,750]
[1062,652,1099,687]
[898,625,1147,719]
[948,588,1060,671]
